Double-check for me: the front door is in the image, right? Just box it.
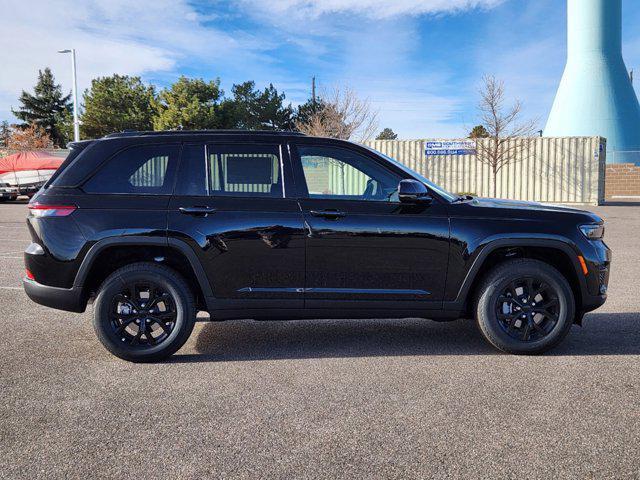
[168,141,306,311]
[290,142,450,310]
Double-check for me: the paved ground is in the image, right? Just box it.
[0,201,638,479]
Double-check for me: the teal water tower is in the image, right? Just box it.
[545,0,640,164]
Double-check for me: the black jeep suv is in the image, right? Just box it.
[23,131,611,361]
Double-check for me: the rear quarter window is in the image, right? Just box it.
[46,141,92,187]
[83,144,180,195]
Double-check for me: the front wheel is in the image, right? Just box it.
[475,259,575,354]
[93,262,196,362]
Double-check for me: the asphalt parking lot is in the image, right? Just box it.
[0,201,638,479]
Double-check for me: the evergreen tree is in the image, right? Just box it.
[228,81,295,130]
[376,128,398,140]
[153,76,223,130]
[469,125,490,139]
[12,68,71,147]
[0,121,10,147]
[54,110,74,146]
[81,75,155,138]
[294,98,326,128]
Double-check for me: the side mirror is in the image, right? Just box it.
[398,179,433,204]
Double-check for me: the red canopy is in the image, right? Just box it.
[0,151,64,175]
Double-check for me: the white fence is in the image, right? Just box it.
[366,137,606,205]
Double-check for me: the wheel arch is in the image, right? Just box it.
[74,236,214,311]
[457,238,587,317]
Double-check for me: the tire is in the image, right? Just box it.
[475,258,575,354]
[93,262,196,362]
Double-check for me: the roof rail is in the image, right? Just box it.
[67,139,95,149]
[104,129,306,138]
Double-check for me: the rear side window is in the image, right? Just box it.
[83,144,180,194]
[207,144,282,197]
[45,142,91,188]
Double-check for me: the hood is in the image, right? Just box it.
[463,197,603,223]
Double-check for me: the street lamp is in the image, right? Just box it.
[57,49,80,142]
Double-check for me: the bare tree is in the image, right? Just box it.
[295,86,378,142]
[475,75,538,198]
[6,123,53,151]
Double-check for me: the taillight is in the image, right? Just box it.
[28,202,77,217]
[25,269,35,281]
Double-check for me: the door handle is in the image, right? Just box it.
[309,209,346,219]
[179,206,217,216]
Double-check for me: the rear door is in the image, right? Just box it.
[73,142,180,241]
[168,140,306,311]
[34,142,180,289]
[290,141,450,310]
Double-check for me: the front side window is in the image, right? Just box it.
[208,144,282,197]
[83,144,180,194]
[297,145,400,202]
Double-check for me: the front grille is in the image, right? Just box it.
[598,264,610,293]
[598,269,607,284]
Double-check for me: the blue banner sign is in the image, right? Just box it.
[426,141,477,156]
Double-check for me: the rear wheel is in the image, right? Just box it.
[475,259,575,354]
[93,262,196,362]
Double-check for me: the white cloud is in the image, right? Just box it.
[240,0,506,19]
[0,0,270,120]
[0,0,507,137]
[369,87,466,139]
[314,18,466,138]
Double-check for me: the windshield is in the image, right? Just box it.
[364,146,457,202]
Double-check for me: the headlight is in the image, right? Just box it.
[580,224,605,240]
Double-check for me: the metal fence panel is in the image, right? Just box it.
[209,153,280,194]
[365,137,606,204]
[2,141,607,204]
[130,156,168,187]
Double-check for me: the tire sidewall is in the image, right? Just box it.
[477,262,575,354]
[94,267,194,361]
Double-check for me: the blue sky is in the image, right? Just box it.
[2,0,640,138]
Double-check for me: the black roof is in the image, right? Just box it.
[104,129,306,139]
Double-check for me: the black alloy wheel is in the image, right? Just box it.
[93,262,196,362]
[110,282,177,347]
[495,277,560,342]
[475,258,575,354]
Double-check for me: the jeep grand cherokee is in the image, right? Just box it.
[23,131,611,361]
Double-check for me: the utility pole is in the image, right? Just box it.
[631,69,634,85]
[311,76,316,106]
[58,48,80,142]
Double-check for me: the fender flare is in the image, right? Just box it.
[72,236,214,299]
[453,237,587,304]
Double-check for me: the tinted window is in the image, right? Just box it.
[174,144,206,196]
[83,144,180,194]
[297,145,400,202]
[46,142,90,187]
[208,144,282,197]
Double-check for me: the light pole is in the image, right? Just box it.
[58,49,80,142]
